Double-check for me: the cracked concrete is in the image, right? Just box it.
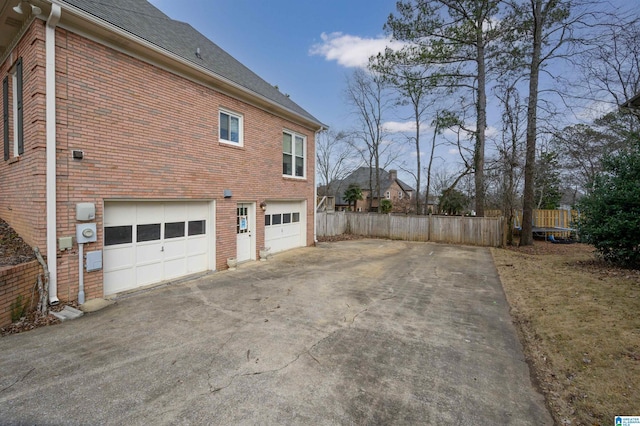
[0,239,552,425]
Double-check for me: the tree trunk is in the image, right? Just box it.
[415,104,421,214]
[475,26,487,217]
[521,0,543,246]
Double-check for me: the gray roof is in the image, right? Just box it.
[329,167,415,205]
[60,0,321,125]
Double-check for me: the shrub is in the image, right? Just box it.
[577,145,640,268]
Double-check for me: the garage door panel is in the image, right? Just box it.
[104,201,213,296]
[164,258,187,280]
[104,246,134,270]
[135,243,163,265]
[164,239,186,257]
[104,203,135,227]
[264,201,305,254]
[164,204,187,222]
[104,268,135,294]
[187,237,207,256]
[136,263,163,287]
[136,203,163,224]
[187,254,207,273]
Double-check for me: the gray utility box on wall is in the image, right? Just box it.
[76,203,95,221]
[85,251,102,272]
[76,223,97,244]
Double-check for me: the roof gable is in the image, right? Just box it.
[330,167,415,204]
[59,0,321,126]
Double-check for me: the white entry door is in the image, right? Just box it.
[236,203,254,262]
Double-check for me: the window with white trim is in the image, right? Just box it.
[3,57,23,161]
[283,130,305,178]
[385,191,391,199]
[219,109,243,146]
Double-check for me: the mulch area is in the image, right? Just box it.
[0,218,58,337]
[0,218,36,266]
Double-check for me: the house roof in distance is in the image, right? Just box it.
[58,0,322,127]
[330,167,415,205]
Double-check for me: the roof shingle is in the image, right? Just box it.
[60,0,321,125]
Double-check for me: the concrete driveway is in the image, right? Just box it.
[0,240,552,425]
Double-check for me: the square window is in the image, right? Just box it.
[188,220,206,236]
[219,109,243,145]
[165,222,185,239]
[283,213,291,224]
[292,212,300,223]
[272,214,282,225]
[137,224,161,242]
[104,226,132,246]
[283,131,305,178]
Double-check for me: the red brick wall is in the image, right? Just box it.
[0,260,41,327]
[2,22,317,302]
[0,22,48,249]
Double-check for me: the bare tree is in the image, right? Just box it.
[316,129,358,197]
[345,69,394,212]
[492,82,526,244]
[582,18,640,109]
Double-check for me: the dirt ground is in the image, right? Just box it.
[493,240,640,426]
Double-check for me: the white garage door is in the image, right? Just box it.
[103,201,212,295]
[264,201,306,254]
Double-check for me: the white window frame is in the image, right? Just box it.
[282,130,306,178]
[218,108,243,146]
[385,191,391,199]
[11,68,18,157]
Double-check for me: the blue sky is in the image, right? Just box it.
[148,0,397,129]
[147,0,635,187]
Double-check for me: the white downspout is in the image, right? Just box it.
[313,126,325,244]
[46,4,61,305]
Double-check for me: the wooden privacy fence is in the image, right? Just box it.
[317,212,504,247]
[485,209,578,229]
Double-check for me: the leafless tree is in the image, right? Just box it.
[316,129,359,197]
[345,69,395,211]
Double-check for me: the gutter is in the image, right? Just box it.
[46,3,61,305]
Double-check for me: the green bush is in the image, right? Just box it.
[380,199,392,214]
[577,145,640,268]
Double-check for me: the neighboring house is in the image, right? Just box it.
[0,0,323,302]
[327,167,415,213]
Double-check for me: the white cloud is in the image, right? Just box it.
[309,32,407,69]
[383,121,417,133]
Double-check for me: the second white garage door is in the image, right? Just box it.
[103,201,212,295]
[264,200,306,254]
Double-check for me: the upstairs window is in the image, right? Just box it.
[3,57,23,161]
[219,109,243,146]
[283,131,305,178]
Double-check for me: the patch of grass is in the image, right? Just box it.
[10,295,28,322]
[492,243,640,426]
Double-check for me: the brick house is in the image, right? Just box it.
[0,0,324,302]
[327,167,415,213]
